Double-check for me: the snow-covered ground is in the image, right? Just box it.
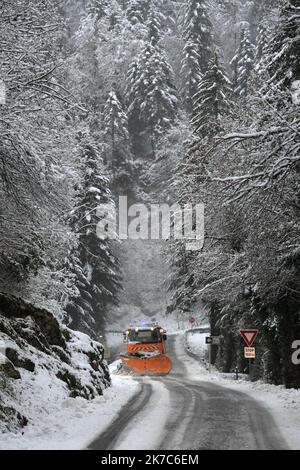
[0,367,139,450]
[183,330,300,450]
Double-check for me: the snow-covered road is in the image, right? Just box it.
[89,335,289,450]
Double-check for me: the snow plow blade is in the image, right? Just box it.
[119,354,172,376]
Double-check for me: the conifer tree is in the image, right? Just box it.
[103,89,129,166]
[127,42,178,142]
[231,27,255,96]
[167,241,196,315]
[103,89,135,192]
[67,138,121,337]
[181,40,202,110]
[255,20,269,65]
[181,0,214,109]
[192,53,234,137]
[267,0,300,90]
[126,0,151,25]
[86,0,108,19]
[147,3,163,45]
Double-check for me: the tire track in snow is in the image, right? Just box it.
[112,379,170,450]
[88,382,152,450]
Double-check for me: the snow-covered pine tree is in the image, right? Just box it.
[181,0,214,110]
[107,0,123,30]
[126,0,151,25]
[166,240,196,315]
[67,138,121,337]
[156,0,178,33]
[103,89,129,166]
[86,0,109,18]
[231,27,255,97]
[165,136,209,318]
[192,53,234,137]
[126,57,138,91]
[147,2,164,45]
[182,0,213,72]
[127,41,179,150]
[255,20,270,65]
[69,1,107,111]
[267,0,300,90]
[181,40,202,111]
[103,88,135,193]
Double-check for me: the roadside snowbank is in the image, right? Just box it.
[0,371,139,450]
[0,294,113,437]
[0,293,140,450]
[185,327,210,357]
[182,331,300,450]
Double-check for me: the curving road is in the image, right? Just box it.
[89,335,288,450]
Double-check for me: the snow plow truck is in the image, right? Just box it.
[118,323,172,376]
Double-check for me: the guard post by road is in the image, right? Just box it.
[205,336,220,373]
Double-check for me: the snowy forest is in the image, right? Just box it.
[0,0,299,415]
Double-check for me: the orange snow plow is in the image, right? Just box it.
[118,323,172,376]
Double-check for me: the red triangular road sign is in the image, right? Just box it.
[240,329,258,347]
